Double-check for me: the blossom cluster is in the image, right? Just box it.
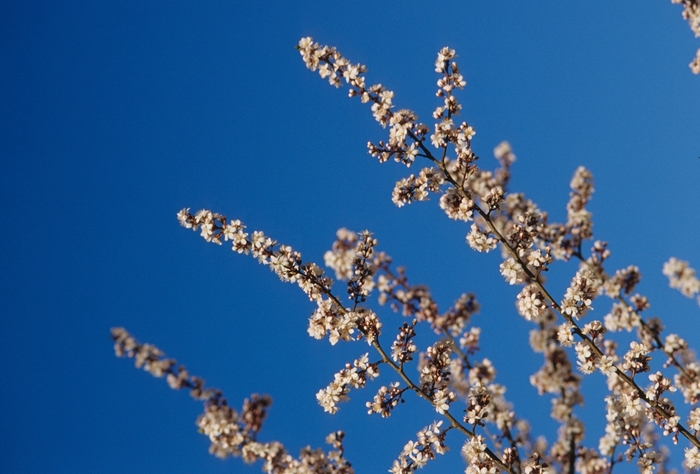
[390,421,448,473]
[466,223,498,253]
[366,382,406,418]
[663,257,700,306]
[316,353,380,414]
[692,48,700,74]
[671,0,700,73]
[391,320,418,365]
[418,340,457,414]
[462,435,499,474]
[373,254,479,336]
[560,268,599,319]
[391,167,445,207]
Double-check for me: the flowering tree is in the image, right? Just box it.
[111,10,700,474]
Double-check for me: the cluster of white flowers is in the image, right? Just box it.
[529,314,585,432]
[391,167,445,207]
[664,333,688,355]
[517,284,547,320]
[481,186,504,211]
[598,354,617,376]
[431,388,457,414]
[113,329,356,472]
[637,450,662,474]
[599,390,651,462]
[575,341,598,374]
[507,212,541,252]
[345,231,378,302]
[434,292,480,336]
[179,209,387,349]
[366,382,404,418]
[663,257,700,305]
[374,258,460,332]
[323,227,359,280]
[492,167,594,263]
[466,223,498,252]
[581,320,606,341]
[197,400,249,458]
[459,327,482,354]
[500,257,525,285]
[646,371,678,404]
[674,360,700,404]
[644,372,682,444]
[418,340,458,414]
[306,300,343,341]
[560,268,600,319]
[297,37,428,170]
[462,435,498,473]
[323,227,380,303]
[493,141,516,168]
[297,37,366,90]
[692,48,700,74]
[233,433,353,473]
[567,166,594,240]
[308,303,377,345]
[603,265,642,298]
[622,341,652,376]
[671,0,700,73]
[439,188,476,221]
[556,322,575,347]
[520,452,552,474]
[391,320,418,364]
[432,47,467,116]
[367,111,425,166]
[452,356,516,436]
[389,421,448,474]
[689,408,700,432]
[467,358,497,387]
[316,353,379,414]
[464,384,491,427]
[304,41,700,472]
[603,301,641,332]
[688,446,700,469]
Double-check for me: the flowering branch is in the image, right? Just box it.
[110,327,353,472]
[111,29,700,473]
[176,208,515,473]
[297,36,700,470]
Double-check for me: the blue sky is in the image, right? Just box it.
[1,1,699,473]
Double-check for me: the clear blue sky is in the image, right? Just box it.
[1,2,699,473]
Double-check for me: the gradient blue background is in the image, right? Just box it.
[2,2,699,473]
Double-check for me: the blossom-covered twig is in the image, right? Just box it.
[663,257,700,307]
[110,327,353,473]
[671,0,700,73]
